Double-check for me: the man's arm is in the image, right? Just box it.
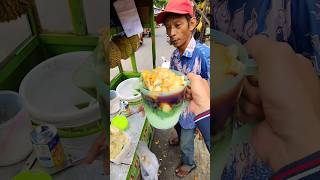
[186,73,211,150]
[194,110,210,150]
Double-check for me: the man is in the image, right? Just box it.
[156,0,210,177]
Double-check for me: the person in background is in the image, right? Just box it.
[156,0,210,177]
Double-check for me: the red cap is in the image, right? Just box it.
[155,0,193,24]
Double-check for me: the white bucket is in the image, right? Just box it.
[19,51,101,128]
[116,78,142,115]
[0,91,33,166]
[116,78,142,104]
[110,90,120,115]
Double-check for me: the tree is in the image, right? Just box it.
[154,0,168,9]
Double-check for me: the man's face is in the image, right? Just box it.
[164,15,195,49]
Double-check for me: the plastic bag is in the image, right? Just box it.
[136,141,159,180]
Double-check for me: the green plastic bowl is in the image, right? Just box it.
[139,70,190,129]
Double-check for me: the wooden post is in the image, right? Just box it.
[130,53,138,72]
[68,0,88,35]
[150,3,157,69]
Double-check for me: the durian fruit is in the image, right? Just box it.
[0,0,31,22]
[102,33,108,60]
[100,28,109,57]
[128,34,140,53]
[101,29,109,46]
[109,41,121,68]
[113,35,132,60]
[99,29,124,69]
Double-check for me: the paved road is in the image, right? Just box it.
[151,128,210,180]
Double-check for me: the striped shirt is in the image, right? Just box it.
[194,110,211,151]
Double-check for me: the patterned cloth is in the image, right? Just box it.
[221,142,273,180]
[213,0,320,75]
[170,37,210,129]
[194,110,211,150]
[213,0,320,179]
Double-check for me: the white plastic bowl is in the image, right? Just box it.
[19,51,101,128]
[116,78,142,103]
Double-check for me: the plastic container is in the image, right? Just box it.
[139,70,190,129]
[116,78,142,104]
[19,52,101,129]
[0,91,33,166]
[31,124,65,168]
[116,78,143,116]
[212,30,257,136]
[110,90,120,115]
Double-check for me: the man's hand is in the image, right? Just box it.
[245,35,320,171]
[186,73,210,115]
[237,76,264,123]
[84,130,109,175]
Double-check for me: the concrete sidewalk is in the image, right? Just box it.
[151,128,210,180]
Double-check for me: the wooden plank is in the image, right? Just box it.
[109,71,140,90]
[118,63,124,73]
[110,73,125,90]
[150,6,157,69]
[43,45,95,56]
[0,36,40,88]
[130,53,138,73]
[0,49,45,91]
[39,33,98,46]
[123,71,140,78]
[68,0,88,35]
[26,1,41,35]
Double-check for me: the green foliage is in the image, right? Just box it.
[153,0,167,9]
